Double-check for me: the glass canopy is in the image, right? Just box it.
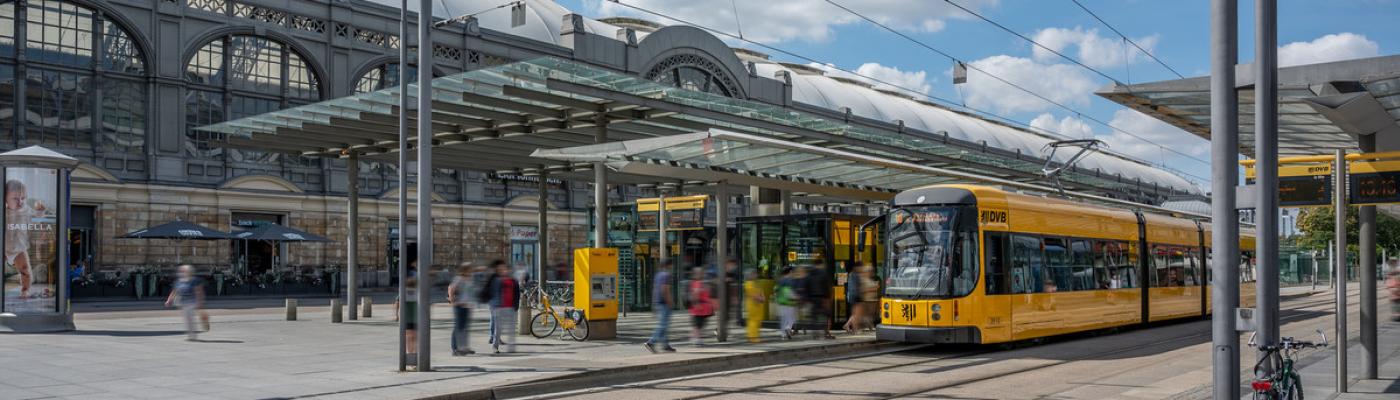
[198,56,1198,203]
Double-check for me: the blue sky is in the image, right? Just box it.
[551,0,1400,189]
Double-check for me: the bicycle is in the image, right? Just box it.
[1248,330,1328,400]
[528,286,589,341]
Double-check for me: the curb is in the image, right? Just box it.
[418,339,902,400]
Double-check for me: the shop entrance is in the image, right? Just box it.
[510,225,538,281]
[388,225,417,287]
[68,205,95,276]
[231,212,284,277]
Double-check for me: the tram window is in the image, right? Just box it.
[1070,239,1093,291]
[1097,240,1136,289]
[1204,247,1213,284]
[1010,235,1044,294]
[1185,248,1200,286]
[984,232,1009,295]
[954,230,979,295]
[1043,237,1070,293]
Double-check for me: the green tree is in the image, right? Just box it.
[1294,206,1400,253]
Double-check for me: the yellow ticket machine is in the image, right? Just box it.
[574,247,619,339]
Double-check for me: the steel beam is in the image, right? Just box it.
[396,0,409,373]
[347,152,360,321]
[1210,0,1241,398]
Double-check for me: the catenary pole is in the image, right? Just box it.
[396,0,408,373]
[1254,0,1281,378]
[414,0,432,372]
[1359,134,1378,380]
[1334,148,1348,393]
[1209,0,1240,398]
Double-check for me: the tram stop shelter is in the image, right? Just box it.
[1099,54,1400,395]
[194,55,1203,345]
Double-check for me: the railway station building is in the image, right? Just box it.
[0,0,1200,295]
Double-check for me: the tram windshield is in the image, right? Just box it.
[885,206,979,298]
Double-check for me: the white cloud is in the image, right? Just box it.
[1029,113,1094,139]
[1096,109,1207,161]
[808,62,934,96]
[1031,26,1160,68]
[586,0,998,43]
[959,55,1097,114]
[1278,33,1380,67]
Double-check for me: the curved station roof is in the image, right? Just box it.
[202,0,1203,207]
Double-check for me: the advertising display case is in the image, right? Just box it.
[0,146,79,333]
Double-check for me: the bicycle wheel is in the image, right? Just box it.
[530,312,559,338]
[568,315,590,341]
[1286,377,1303,400]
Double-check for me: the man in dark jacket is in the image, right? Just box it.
[488,261,522,353]
[806,265,834,339]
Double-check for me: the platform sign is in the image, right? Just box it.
[1243,156,1400,207]
[637,195,707,231]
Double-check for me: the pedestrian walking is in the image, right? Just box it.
[806,265,835,339]
[644,261,677,353]
[688,267,714,346]
[394,277,419,361]
[447,262,476,356]
[744,270,766,343]
[843,265,861,334]
[844,263,879,333]
[487,262,521,354]
[476,260,502,345]
[164,264,207,341]
[775,267,800,340]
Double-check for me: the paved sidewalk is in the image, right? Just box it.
[1295,306,1400,399]
[0,300,873,400]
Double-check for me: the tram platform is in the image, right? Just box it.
[1295,310,1400,399]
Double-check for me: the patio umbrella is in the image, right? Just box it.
[119,220,232,263]
[232,223,331,243]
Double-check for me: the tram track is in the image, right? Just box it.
[526,289,1351,400]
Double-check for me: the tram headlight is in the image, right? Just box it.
[883,302,890,310]
[931,304,942,321]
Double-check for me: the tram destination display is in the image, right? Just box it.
[1278,176,1331,207]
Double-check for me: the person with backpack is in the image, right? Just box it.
[775,267,801,340]
[475,260,503,345]
[164,264,207,341]
[687,267,714,346]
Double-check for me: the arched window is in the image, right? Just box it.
[184,34,321,163]
[0,0,148,172]
[644,54,738,98]
[354,62,418,94]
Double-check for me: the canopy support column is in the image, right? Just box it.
[395,0,409,373]
[1360,134,1378,380]
[1335,148,1349,393]
[715,182,729,342]
[594,117,608,249]
[1255,0,1281,381]
[414,0,433,371]
[526,169,548,335]
[1210,0,1241,398]
[347,152,359,321]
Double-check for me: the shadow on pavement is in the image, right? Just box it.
[62,329,186,337]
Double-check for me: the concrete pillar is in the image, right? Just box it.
[286,298,298,321]
[658,188,669,310]
[347,152,360,321]
[361,297,373,318]
[1209,0,1241,397]
[1359,134,1378,380]
[331,299,344,323]
[749,187,783,217]
[1254,0,1281,379]
[414,0,433,371]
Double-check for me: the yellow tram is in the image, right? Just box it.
[869,184,1257,344]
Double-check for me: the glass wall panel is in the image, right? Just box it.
[100,20,143,75]
[228,36,281,94]
[354,62,418,94]
[0,64,12,145]
[186,41,224,85]
[25,0,94,68]
[99,78,145,154]
[24,68,93,151]
[184,89,224,157]
[1,2,15,57]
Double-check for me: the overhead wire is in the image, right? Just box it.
[1069,0,1186,79]
[604,0,1209,184]
[826,0,1210,168]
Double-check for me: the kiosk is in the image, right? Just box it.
[0,146,80,333]
[736,213,882,330]
[574,247,619,339]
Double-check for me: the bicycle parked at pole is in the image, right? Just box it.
[1248,330,1328,400]
[527,283,589,341]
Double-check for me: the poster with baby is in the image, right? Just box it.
[2,167,58,314]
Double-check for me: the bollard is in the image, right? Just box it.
[331,299,343,323]
[286,298,298,321]
[361,297,373,318]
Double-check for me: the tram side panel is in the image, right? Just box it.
[1143,214,1208,322]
